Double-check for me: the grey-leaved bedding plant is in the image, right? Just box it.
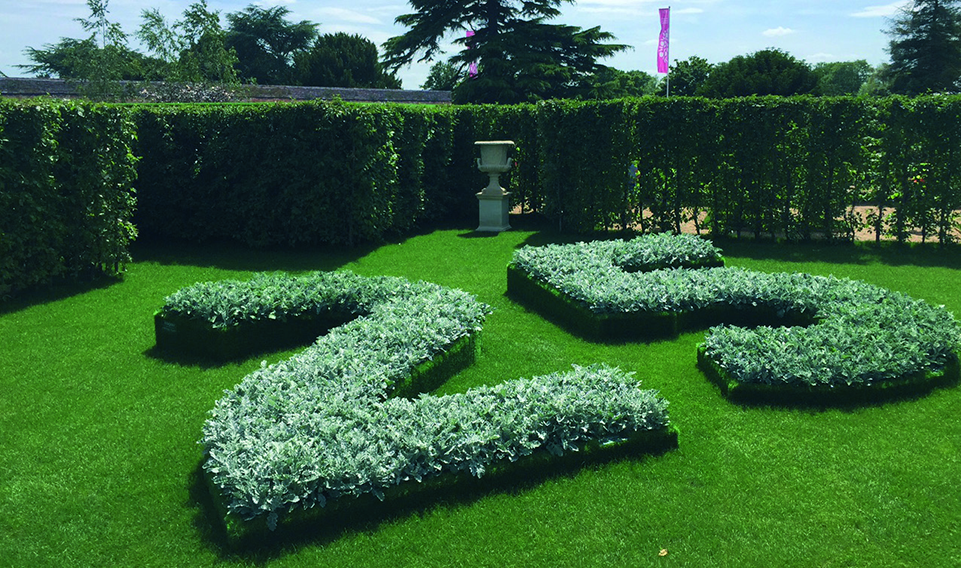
[162,271,673,530]
[511,234,961,389]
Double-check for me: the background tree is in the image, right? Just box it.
[813,60,873,95]
[859,63,894,96]
[20,0,134,99]
[226,5,318,85]
[384,0,626,103]
[588,68,658,98]
[20,37,162,81]
[669,55,713,96]
[295,32,401,88]
[698,48,819,97]
[885,0,961,94]
[421,61,465,90]
[137,1,238,84]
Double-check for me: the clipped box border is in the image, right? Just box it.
[508,261,957,403]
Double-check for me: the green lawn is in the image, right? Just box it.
[2,220,960,567]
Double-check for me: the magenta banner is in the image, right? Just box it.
[466,30,478,77]
[657,7,670,74]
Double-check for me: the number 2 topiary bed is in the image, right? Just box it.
[507,234,961,403]
[155,271,677,544]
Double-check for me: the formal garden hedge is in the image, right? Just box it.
[0,99,137,297]
[5,95,961,294]
[129,96,961,247]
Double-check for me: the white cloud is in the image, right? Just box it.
[806,52,836,63]
[850,1,910,18]
[578,0,660,6]
[314,7,382,25]
[763,27,795,37]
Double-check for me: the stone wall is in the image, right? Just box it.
[0,77,452,105]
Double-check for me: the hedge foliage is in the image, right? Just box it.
[0,99,138,297]
[177,271,672,531]
[131,101,540,246]
[7,96,961,280]
[129,95,961,246]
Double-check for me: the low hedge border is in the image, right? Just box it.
[509,236,961,400]
[507,265,679,340]
[158,271,676,542]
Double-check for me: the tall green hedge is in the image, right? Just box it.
[0,99,137,298]
[5,96,959,276]
[130,101,546,246]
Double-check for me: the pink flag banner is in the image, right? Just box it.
[466,30,478,78]
[657,7,670,74]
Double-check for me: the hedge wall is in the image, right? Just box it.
[131,101,541,246]
[130,96,961,247]
[5,96,960,281]
[0,99,138,298]
[537,96,961,242]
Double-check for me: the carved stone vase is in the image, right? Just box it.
[475,140,514,232]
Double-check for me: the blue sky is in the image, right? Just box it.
[0,0,909,89]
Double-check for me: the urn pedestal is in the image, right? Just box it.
[475,140,515,232]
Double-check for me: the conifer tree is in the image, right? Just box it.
[885,0,961,94]
[383,0,626,103]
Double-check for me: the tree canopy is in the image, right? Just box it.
[588,68,659,99]
[669,56,713,96]
[422,61,465,90]
[698,48,819,97]
[137,0,238,84]
[226,6,318,85]
[20,37,161,81]
[19,0,144,98]
[384,0,627,103]
[295,33,400,89]
[885,0,961,94]
[813,60,873,96]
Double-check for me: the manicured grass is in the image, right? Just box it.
[2,220,961,567]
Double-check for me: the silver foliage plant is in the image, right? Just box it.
[512,235,961,388]
[177,271,672,530]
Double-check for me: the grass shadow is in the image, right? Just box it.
[725,369,961,412]
[142,345,285,370]
[130,236,379,274]
[712,237,961,270]
[0,273,122,317]
[190,435,676,562]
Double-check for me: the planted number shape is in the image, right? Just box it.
[157,271,673,535]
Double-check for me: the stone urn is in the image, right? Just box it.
[475,140,514,232]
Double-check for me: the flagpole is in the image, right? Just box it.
[658,6,671,97]
[666,5,671,97]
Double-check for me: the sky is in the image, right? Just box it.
[0,0,911,89]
